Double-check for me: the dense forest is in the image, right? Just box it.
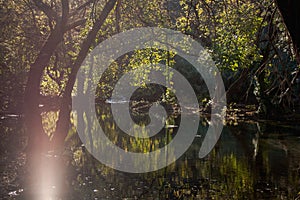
[1,0,300,199]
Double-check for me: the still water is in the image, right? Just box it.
[1,108,300,199]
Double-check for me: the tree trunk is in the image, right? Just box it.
[226,68,250,103]
[24,26,64,153]
[276,0,300,63]
[51,0,118,149]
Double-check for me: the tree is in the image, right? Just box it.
[276,0,300,63]
[24,0,117,154]
[17,0,300,158]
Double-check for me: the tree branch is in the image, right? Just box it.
[69,0,95,17]
[61,0,69,26]
[66,19,87,31]
[51,0,118,148]
[32,0,58,21]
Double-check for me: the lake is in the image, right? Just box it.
[1,108,300,199]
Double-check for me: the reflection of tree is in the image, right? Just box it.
[67,106,300,199]
[93,101,178,153]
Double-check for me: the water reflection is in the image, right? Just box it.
[70,101,300,199]
[1,110,300,199]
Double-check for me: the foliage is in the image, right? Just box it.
[211,2,264,71]
[1,0,300,199]
[0,0,40,112]
[1,0,300,153]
